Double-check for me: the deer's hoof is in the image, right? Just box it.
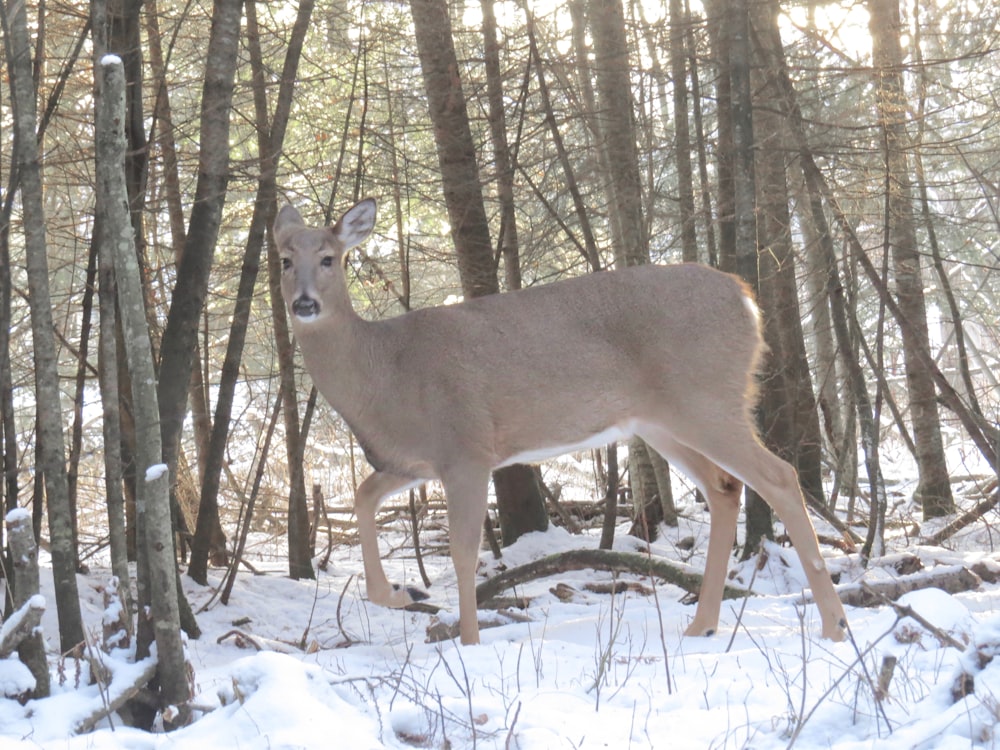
[390,583,430,605]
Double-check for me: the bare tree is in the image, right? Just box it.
[97,56,190,721]
[869,0,953,519]
[1,0,84,652]
[409,0,548,545]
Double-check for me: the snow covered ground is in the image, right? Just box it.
[3,490,1000,749]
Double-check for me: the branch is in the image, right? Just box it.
[925,490,1000,547]
[475,548,749,604]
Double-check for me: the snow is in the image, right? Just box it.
[100,54,122,67]
[3,514,1000,748]
[4,508,31,524]
[144,464,168,482]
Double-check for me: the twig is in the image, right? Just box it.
[860,582,966,650]
[726,546,764,653]
[504,700,522,750]
[336,574,357,646]
[786,617,900,749]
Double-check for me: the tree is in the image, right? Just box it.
[97,56,190,721]
[869,0,954,519]
[188,0,316,585]
[1,0,85,653]
[590,0,677,537]
[409,0,548,546]
[156,0,244,540]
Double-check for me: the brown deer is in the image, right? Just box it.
[274,197,848,646]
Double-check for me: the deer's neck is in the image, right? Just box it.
[294,313,379,417]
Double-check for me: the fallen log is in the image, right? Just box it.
[475,548,749,605]
[834,565,982,609]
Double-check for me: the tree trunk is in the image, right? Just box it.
[410,0,548,546]
[189,0,314,585]
[869,0,953,519]
[2,0,85,653]
[67,242,98,571]
[771,62,890,553]
[480,0,521,291]
[97,57,190,717]
[751,0,825,506]
[589,0,676,530]
[156,0,244,530]
[669,0,699,263]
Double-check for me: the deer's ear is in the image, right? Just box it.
[274,205,305,243]
[332,198,376,249]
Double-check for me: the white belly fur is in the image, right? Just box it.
[497,421,638,468]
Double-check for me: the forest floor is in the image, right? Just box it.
[3,449,1000,749]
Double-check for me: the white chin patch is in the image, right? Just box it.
[294,312,319,323]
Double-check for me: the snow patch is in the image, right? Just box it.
[144,464,168,482]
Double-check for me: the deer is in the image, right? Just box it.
[274,197,849,646]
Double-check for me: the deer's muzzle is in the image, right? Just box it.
[292,296,320,319]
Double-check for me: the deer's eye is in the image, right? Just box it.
[320,255,335,268]
[281,257,292,271]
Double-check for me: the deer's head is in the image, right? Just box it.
[274,198,377,323]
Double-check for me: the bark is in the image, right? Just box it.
[750,0,825,507]
[189,0,315,585]
[266,242,314,581]
[799,189,854,505]
[409,0,548,546]
[97,57,190,715]
[669,0,699,262]
[869,0,953,519]
[712,0,776,555]
[266,211,313,579]
[2,0,85,653]
[599,443,619,550]
[588,0,676,529]
[590,0,647,267]
[705,0,736,272]
[0,184,15,528]
[840,566,981,608]
[67,242,98,570]
[480,0,521,290]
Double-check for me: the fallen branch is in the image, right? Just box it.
[216,629,300,654]
[860,582,966,650]
[835,565,982,609]
[925,490,1000,547]
[74,658,158,734]
[475,548,749,604]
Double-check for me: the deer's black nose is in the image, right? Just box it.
[292,296,320,318]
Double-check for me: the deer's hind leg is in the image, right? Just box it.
[667,419,848,641]
[639,428,744,638]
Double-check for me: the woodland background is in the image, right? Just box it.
[0,0,998,720]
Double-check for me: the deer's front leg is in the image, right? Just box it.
[441,467,490,645]
[355,471,428,608]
